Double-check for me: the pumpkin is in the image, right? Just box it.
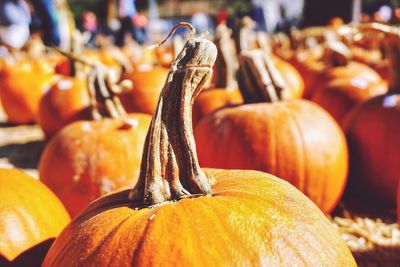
[120,65,169,115]
[343,25,400,207]
[193,27,304,126]
[38,76,90,138]
[42,30,355,267]
[0,59,56,124]
[39,66,151,216]
[312,77,387,124]
[195,49,348,213]
[0,168,70,266]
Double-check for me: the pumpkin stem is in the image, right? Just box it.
[323,39,352,67]
[358,24,400,91]
[55,48,128,120]
[237,49,287,103]
[87,66,128,121]
[213,23,238,90]
[129,25,217,206]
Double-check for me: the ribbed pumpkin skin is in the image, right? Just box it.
[195,100,348,213]
[39,115,151,217]
[42,169,355,267]
[38,77,90,138]
[120,66,169,114]
[312,79,388,124]
[343,93,400,206]
[0,168,70,264]
[0,61,55,124]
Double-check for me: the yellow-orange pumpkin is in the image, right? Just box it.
[39,115,151,217]
[0,168,70,266]
[195,50,348,213]
[0,59,56,124]
[42,32,355,267]
[38,76,90,138]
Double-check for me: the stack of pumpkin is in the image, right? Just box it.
[0,21,398,266]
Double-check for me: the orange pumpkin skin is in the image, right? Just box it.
[39,114,151,217]
[42,169,356,267]
[192,58,304,126]
[0,60,55,124]
[0,168,70,265]
[38,76,90,138]
[192,88,243,126]
[312,79,388,124]
[309,62,382,99]
[121,66,169,114]
[195,100,348,213]
[273,56,305,98]
[343,93,400,206]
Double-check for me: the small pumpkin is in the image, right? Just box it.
[39,67,151,217]
[120,65,169,114]
[343,26,400,207]
[38,76,89,138]
[0,168,70,266]
[0,58,56,124]
[42,27,355,267]
[195,49,348,213]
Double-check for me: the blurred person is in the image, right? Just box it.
[0,0,31,49]
[80,10,98,47]
[30,0,61,46]
[115,0,142,46]
[132,12,147,44]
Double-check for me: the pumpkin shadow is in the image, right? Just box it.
[0,141,46,169]
[352,246,400,267]
[0,238,54,267]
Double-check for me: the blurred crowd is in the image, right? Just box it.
[0,0,399,51]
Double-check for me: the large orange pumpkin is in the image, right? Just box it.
[195,50,348,213]
[120,65,169,114]
[38,76,90,138]
[343,25,400,207]
[0,168,70,266]
[0,59,56,124]
[42,34,355,267]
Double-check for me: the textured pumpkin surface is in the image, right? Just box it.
[121,66,169,114]
[195,100,348,213]
[343,93,400,206]
[42,169,355,267]
[39,114,151,216]
[0,168,70,262]
[312,78,388,124]
[0,60,55,124]
[192,88,243,126]
[38,76,90,138]
[309,62,382,99]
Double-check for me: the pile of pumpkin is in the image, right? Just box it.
[0,21,399,266]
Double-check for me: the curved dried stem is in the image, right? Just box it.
[148,22,196,50]
[237,49,287,103]
[129,30,217,206]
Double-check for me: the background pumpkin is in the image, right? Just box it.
[0,59,56,124]
[195,49,348,213]
[42,32,355,267]
[343,25,400,207]
[0,168,70,266]
[38,76,89,138]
